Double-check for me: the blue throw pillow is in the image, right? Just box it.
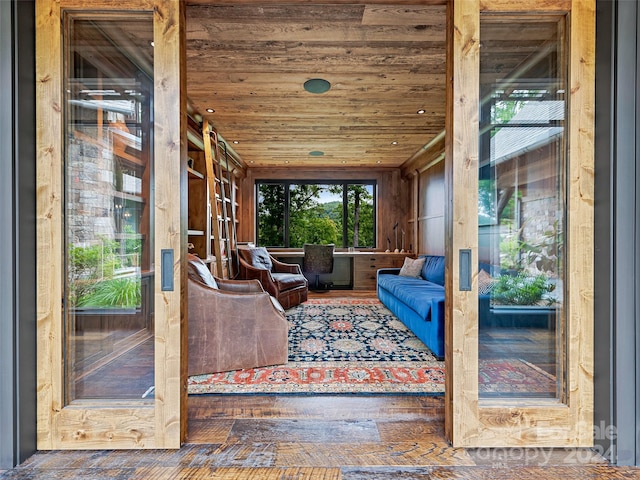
[420,255,445,286]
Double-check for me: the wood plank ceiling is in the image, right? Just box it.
[185,2,447,169]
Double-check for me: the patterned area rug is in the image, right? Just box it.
[188,361,445,394]
[187,298,556,395]
[188,298,444,394]
[479,359,556,395]
[287,298,436,362]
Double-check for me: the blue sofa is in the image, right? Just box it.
[376,255,446,360]
[377,256,555,359]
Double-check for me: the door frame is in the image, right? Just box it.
[35,0,187,449]
[445,0,594,447]
[33,0,595,452]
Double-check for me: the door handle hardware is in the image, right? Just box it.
[161,249,174,291]
[459,249,471,291]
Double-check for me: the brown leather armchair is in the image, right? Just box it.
[187,254,288,375]
[236,247,308,309]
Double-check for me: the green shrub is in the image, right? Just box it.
[491,273,554,306]
[77,277,141,308]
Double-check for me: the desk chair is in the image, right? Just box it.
[303,244,335,291]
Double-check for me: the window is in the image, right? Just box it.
[478,18,567,399]
[256,181,376,248]
[64,15,154,401]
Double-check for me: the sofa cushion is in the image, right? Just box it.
[478,269,497,295]
[420,255,445,286]
[272,272,306,291]
[187,254,218,289]
[399,256,426,278]
[240,247,273,271]
[479,262,501,276]
[377,273,444,320]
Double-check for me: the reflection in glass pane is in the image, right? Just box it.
[478,17,566,398]
[64,16,154,401]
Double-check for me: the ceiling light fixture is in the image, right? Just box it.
[233,140,239,144]
[391,141,398,145]
[206,108,215,113]
[303,78,331,94]
[417,109,426,114]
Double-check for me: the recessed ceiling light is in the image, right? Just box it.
[309,151,324,157]
[206,108,215,113]
[417,109,426,114]
[150,41,154,47]
[391,141,398,145]
[233,140,239,144]
[376,160,382,164]
[304,78,331,94]
[285,160,290,164]
[341,160,346,164]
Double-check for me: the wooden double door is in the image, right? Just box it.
[36,0,186,449]
[36,0,593,450]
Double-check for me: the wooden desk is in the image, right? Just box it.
[350,252,414,289]
[269,250,414,290]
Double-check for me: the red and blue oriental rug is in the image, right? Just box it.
[188,298,444,394]
[187,298,555,395]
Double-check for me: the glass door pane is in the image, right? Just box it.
[64,16,154,401]
[478,16,566,399]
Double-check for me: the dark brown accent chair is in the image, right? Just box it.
[187,254,288,375]
[236,247,308,309]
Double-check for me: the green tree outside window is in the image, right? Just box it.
[257,181,375,248]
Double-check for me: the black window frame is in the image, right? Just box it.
[255,179,377,248]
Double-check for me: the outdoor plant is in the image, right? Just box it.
[520,220,563,275]
[76,277,141,308]
[68,239,141,308]
[67,240,121,305]
[498,232,524,272]
[491,272,555,306]
[499,220,563,276]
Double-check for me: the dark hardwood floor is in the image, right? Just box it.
[5,290,635,478]
[4,394,638,479]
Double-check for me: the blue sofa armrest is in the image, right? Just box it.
[429,296,445,359]
[377,267,400,276]
[376,267,400,297]
[479,294,491,327]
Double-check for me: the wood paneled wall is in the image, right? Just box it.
[403,134,446,256]
[238,167,410,251]
[417,160,445,255]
